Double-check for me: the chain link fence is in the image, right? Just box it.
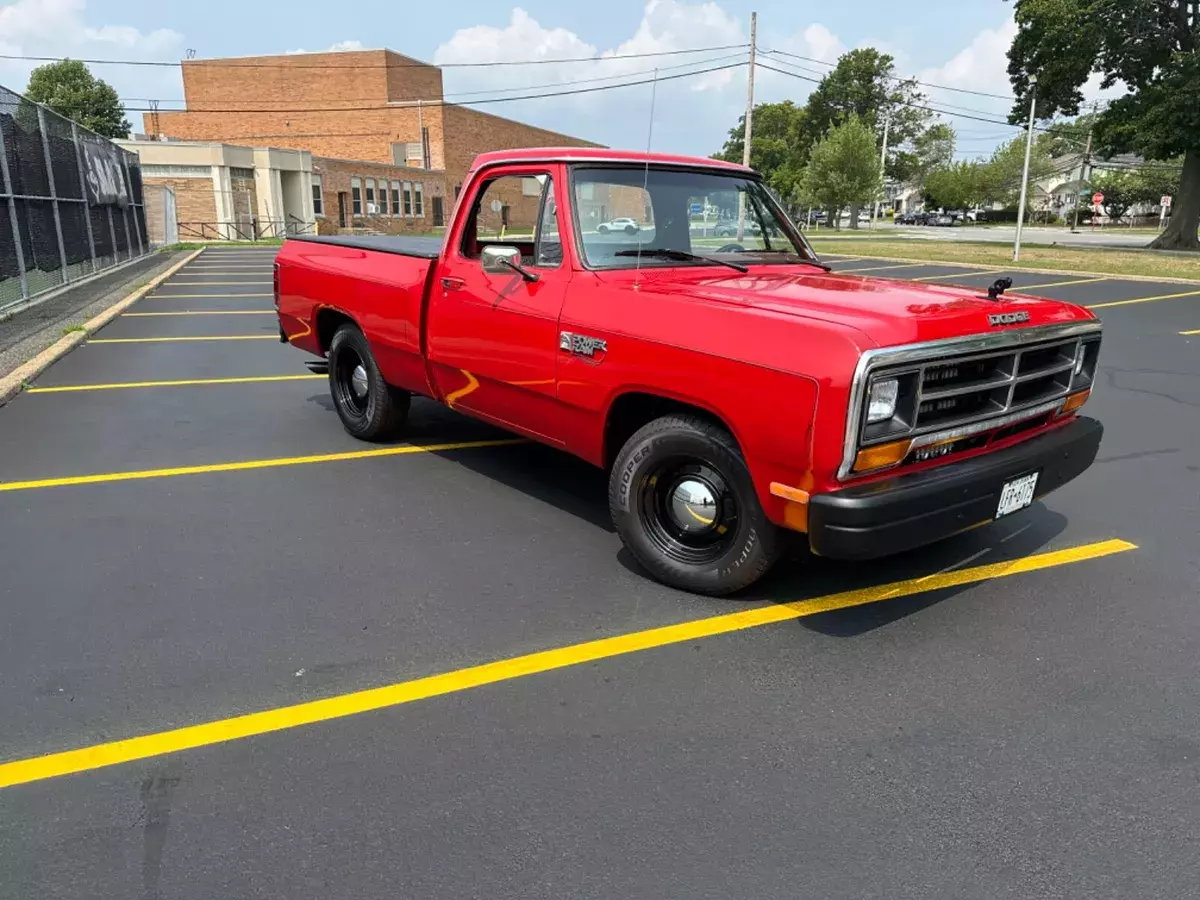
[1,84,151,315]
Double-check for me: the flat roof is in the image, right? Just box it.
[470,148,753,173]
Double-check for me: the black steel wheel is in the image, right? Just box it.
[327,324,409,441]
[609,414,781,596]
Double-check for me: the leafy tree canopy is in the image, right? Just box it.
[25,59,130,138]
[800,115,884,214]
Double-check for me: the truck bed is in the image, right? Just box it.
[289,234,443,259]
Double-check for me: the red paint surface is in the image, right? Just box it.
[276,149,1099,531]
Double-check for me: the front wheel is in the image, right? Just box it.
[598,225,609,234]
[609,415,782,596]
[328,324,410,441]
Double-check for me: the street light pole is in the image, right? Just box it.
[1013,74,1038,262]
[872,107,891,230]
[737,11,757,243]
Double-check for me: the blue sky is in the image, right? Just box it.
[1,0,1071,159]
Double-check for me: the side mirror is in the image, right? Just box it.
[481,245,538,282]
[481,245,522,274]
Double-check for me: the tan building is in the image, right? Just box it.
[147,48,602,226]
[118,138,314,241]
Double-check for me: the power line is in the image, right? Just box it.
[763,48,1016,101]
[0,44,749,71]
[118,52,748,108]
[119,61,746,113]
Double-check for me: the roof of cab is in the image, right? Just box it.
[469,147,754,173]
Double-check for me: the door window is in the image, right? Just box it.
[462,173,554,265]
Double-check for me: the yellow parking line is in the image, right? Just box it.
[161,281,272,286]
[123,311,274,317]
[837,262,931,274]
[1088,289,1200,309]
[0,437,525,493]
[912,268,1007,282]
[0,538,1136,790]
[25,374,323,394]
[147,293,272,299]
[1181,329,1200,335]
[87,335,276,344]
[1014,276,1110,293]
[175,271,272,276]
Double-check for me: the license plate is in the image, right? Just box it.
[996,471,1040,519]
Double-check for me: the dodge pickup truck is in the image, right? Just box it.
[275,148,1103,595]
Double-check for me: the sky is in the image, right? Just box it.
[0,0,1113,160]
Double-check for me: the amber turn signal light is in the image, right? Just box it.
[1059,389,1091,417]
[853,439,912,473]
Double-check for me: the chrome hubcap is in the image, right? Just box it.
[668,478,719,535]
[351,364,369,399]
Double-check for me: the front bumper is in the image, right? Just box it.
[807,416,1103,559]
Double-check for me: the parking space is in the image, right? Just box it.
[2,247,1199,898]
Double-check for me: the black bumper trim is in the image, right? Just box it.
[808,417,1103,559]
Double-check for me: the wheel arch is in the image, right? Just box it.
[602,390,744,471]
[315,307,360,355]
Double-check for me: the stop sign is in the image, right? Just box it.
[1092,192,1104,205]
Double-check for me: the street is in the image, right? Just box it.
[814,222,1165,248]
[1,247,1199,898]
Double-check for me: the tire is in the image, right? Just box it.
[327,324,410,441]
[608,414,782,596]
[624,224,637,235]
[598,225,609,234]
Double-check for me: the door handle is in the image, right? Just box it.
[441,276,466,291]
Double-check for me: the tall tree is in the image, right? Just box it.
[924,161,989,211]
[1007,0,1200,250]
[800,115,884,224]
[714,101,810,202]
[985,135,1056,208]
[24,59,130,138]
[892,123,958,187]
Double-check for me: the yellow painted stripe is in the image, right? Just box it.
[1087,289,1200,310]
[911,268,1007,283]
[123,310,273,317]
[0,438,524,493]
[88,335,277,344]
[161,281,272,286]
[147,293,272,299]
[0,538,1136,790]
[1181,329,1200,336]
[26,374,323,394]
[1014,275,1110,293]
[837,262,932,274]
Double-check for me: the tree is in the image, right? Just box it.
[893,123,957,190]
[714,101,810,202]
[1007,0,1200,250]
[924,161,988,210]
[24,59,129,138]
[800,115,884,224]
[985,135,1056,208]
[1090,170,1138,221]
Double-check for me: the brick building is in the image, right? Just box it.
[148,49,602,232]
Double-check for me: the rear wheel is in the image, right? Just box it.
[624,224,638,235]
[598,224,610,234]
[328,324,409,441]
[609,414,782,596]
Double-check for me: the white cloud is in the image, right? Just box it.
[0,0,182,111]
[917,19,1017,100]
[327,40,365,52]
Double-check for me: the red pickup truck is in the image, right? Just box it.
[275,148,1103,595]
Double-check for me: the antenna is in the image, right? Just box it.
[633,68,658,291]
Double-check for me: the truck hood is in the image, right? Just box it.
[623,266,1096,348]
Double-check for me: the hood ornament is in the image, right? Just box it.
[987,277,1014,301]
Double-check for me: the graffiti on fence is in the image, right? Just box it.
[79,137,130,207]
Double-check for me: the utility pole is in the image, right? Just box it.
[737,11,757,242]
[1070,101,1098,233]
[872,107,892,229]
[1013,74,1038,262]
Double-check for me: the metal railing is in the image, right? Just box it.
[177,217,317,242]
[1,83,151,314]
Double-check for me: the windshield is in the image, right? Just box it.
[571,165,819,270]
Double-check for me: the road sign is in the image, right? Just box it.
[489,199,502,213]
[1092,192,1104,205]
[690,203,703,215]
[1162,194,1173,208]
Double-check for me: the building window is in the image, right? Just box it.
[403,182,413,217]
[365,178,376,214]
[351,177,362,216]
[311,175,323,217]
[390,181,401,216]
[406,142,423,166]
[414,183,424,217]
[139,164,210,178]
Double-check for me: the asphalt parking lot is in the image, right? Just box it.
[2,246,1199,899]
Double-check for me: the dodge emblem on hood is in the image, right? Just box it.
[988,311,1030,326]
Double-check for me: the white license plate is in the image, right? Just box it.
[996,472,1040,519]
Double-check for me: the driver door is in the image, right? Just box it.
[426,168,570,445]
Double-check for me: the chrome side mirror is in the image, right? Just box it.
[481,245,522,275]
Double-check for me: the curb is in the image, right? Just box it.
[816,251,1200,285]
[0,248,205,404]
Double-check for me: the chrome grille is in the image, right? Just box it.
[856,331,1101,448]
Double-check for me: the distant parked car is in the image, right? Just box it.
[930,214,955,227]
[597,217,639,235]
[714,220,762,237]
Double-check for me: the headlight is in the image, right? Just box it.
[867,378,899,423]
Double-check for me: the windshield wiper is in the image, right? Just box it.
[731,249,832,271]
[613,248,748,273]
